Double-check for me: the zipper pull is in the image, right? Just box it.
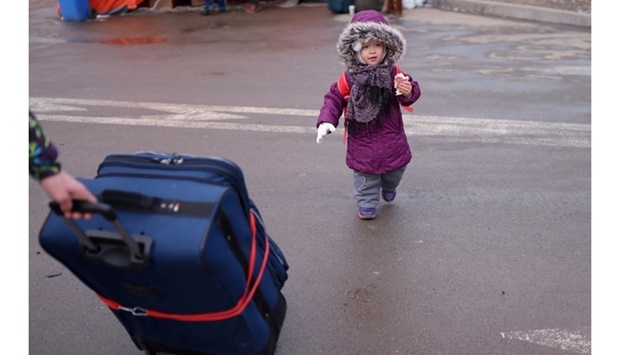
[172,154,184,165]
[151,154,183,165]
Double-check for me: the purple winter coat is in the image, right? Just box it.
[316,9,421,174]
[317,69,421,174]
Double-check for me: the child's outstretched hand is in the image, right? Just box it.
[316,123,336,144]
[394,73,412,98]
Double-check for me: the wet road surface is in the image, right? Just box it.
[29,2,591,354]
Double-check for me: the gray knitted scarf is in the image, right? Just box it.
[346,63,393,124]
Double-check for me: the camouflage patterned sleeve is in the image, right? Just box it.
[29,111,61,180]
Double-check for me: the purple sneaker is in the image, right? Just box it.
[358,207,377,220]
[382,189,396,202]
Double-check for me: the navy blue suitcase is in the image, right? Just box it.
[38,152,289,355]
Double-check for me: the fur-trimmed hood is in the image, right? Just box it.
[337,10,406,70]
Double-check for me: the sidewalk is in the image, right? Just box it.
[428,0,591,27]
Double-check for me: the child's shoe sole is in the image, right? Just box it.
[358,208,377,220]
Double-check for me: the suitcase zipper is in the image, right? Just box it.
[99,155,242,176]
[96,172,227,187]
[98,156,244,195]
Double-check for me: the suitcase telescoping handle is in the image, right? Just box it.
[49,201,146,264]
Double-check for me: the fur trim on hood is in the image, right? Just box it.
[337,10,406,70]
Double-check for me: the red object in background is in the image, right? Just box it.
[88,0,144,14]
[57,0,145,16]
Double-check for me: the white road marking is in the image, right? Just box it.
[30,97,590,148]
[501,327,590,354]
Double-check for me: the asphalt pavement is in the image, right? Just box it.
[26,1,593,354]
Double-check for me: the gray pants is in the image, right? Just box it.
[353,166,407,208]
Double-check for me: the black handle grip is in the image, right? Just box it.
[47,200,148,266]
[48,200,117,221]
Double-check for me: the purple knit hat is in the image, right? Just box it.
[351,9,389,25]
[337,9,406,69]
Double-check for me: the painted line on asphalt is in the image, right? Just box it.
[501,326,590,354]
[30,97,590,148]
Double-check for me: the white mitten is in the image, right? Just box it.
[316,123,336,144]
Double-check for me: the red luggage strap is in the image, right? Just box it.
[337,66,414,144]
[97,211,270,322]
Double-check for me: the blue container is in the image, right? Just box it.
[58,0,90,22]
